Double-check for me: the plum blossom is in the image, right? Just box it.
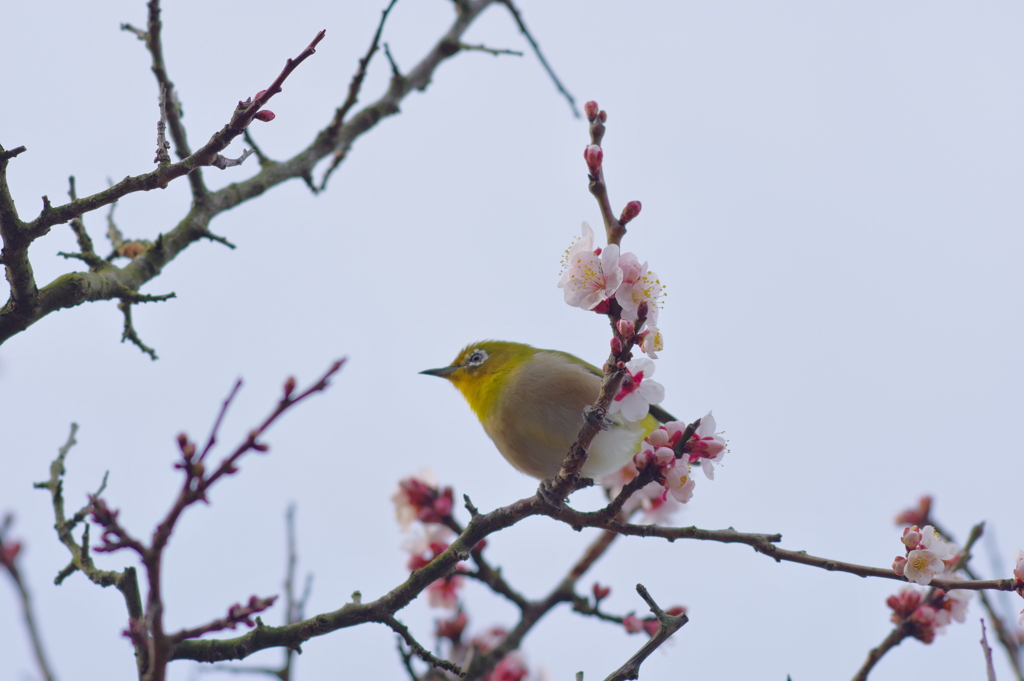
[402,524,453,570]
[919,526,956,560]
[886,585,971,642]
[485,650,530,681]
[637,325,664,358]
[609,357,665,422]
[391,469,453,531]
[941,588,972,624]
[427,574,465,609]
[435,610,468,642]
[903,549,945,585]
[893,524,959,585]
[598,461,681,524]
[664,462,695,503]
[615,253,664,325]
[894,495,932,526]
[1013,548,1024,583]
[687,411,726,480]
[622,615,643,633]
[558,222,623,310]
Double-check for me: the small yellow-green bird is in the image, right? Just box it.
[421,340,675,479]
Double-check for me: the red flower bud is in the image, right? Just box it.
[253,110,276,122]
[584,144,603,175]
[619,200,642,224]
[255,90,267,100]
[616,319,634,339]
[584,100,600,121]
[592,583,611,601]
[610,336,623,355]
[599,110,607,123]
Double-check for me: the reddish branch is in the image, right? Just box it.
[1,516,56,681]
[40,362,343,681]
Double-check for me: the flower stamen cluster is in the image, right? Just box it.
[891,525,959,586]
[558,222,665,360]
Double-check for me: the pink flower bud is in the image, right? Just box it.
[584,144,603,175]
[255,90,267,100]
[584,100,600,121]
[619,201,642,224]
[254,110,276,122]
[666,606,687,617]
[610,337,623,355]
[616,319,634,339]
[0,541,22,567]
[902,527,922,549]
[892,555,908,576]
[599,110,607,123]
[622,614,643,633]
[642,619,660,636]
[592,583,611,601]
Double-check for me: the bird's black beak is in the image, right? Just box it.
[420,366,457,378]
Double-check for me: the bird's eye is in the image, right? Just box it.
[466,349,488,366]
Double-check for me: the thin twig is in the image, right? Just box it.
[457,42,523,56]
[1,519,57,681]
[497,0,579,117]
[603,585,688,681]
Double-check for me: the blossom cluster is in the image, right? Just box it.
[599,412,726,522]
[391,470,464,608]
[558,221,665,361]
[891,525,960,586]
[886,586,971,644]
[393,472,538,680]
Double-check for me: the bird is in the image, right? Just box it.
[420,340,675,480]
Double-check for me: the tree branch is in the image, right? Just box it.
[0,0,535,349]
[603,584,688,681]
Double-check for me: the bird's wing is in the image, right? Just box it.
[552,349,678,423]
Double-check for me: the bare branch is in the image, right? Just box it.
[1,517,57,681]
[603,585,688,681]
[456,42,523,57]
[154,84,171,165]
[381,614,464,677]
[982,619,999,681]
[497,0,579,117]
[33,424,148,674]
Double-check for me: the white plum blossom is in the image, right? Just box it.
[615,253,664,325]
[400,524,453,557]
[904,549,945,585]
[609,357,665,422]
[637,325,664,358]
[944,589,972,623]
[559,221,623,310]
[664,461,695,503]
[919,526,957,561]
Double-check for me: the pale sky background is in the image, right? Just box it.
[2,2,1022,680]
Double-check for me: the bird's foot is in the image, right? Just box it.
[537,478,566,507]
[583,405,614,431]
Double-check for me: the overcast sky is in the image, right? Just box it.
[2,1,1022,680]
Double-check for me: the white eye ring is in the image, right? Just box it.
[466,349,488,367]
